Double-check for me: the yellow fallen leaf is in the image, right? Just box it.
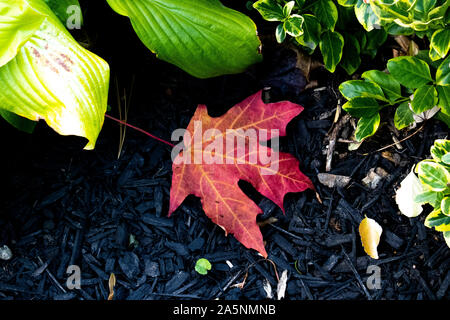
[359,216,383,259]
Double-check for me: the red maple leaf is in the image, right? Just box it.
[169,91,313,257]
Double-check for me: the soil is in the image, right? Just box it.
[0,0,448,300]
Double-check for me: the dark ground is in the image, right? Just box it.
[0,1,449,300]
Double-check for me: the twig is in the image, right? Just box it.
[363,123,425,155]
[325,113,350,172]
[341,248,372,300]
[105,114,175,148]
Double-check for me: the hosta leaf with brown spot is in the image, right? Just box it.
[169,91,314,257]
[0,0,109,150]
[359,216,383,259]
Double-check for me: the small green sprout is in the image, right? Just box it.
[195,258,212,275]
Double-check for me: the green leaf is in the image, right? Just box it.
[283,1,295,18]
[355,113,380,142]
[437,85,450,115]
[435,111,450,128]
[428,1,450,20]
[295,14,321,51]
[253,0,285,21]
[415,190,443,208]
[340,33,361,75]
[319,31,344,73]
[444,231,450,247]
[442,197,450,216]
[0,0,110,150]
[195,258,212,275]
[384,22,415,36]
[429,46,442,62]
[337,0,357,7]
[416,49,443,69]
[362,70,402,102]
[430,29,450,59]
[411,85,438,114]
[339,80,386,101]
[107,0,262,79]
[436,55,450,86]
[354,0,380,32]
[369,0,410,23]
[443,153,450,165]
[43,0,83,28]
[431,139,450,165]
[387,56,433,89]
[364,29,387,53]
[295,0,305,9]
[425,209,450,231]
[311,0,338,31]
[342,97,380,118]
[414,0,437,14]
[417,161,450,192]
[283,14,304,37]
[276,23,286,43]
[0,1,45,67]
[0,108,37,134]
[394,101,415,130]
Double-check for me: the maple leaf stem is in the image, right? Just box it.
[105,114,175,148]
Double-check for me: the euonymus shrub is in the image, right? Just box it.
[396,139,450,248]
[339,53,450,141]
[338,0,450,61]
[0,0,262,149]
[252,0,387,73]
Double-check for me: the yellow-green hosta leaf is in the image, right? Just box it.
[0,0,45,67]
[106,0,262,79]
[0,108,37,134]
[0,0,110,150]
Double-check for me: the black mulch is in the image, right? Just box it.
[0,0,449,300]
